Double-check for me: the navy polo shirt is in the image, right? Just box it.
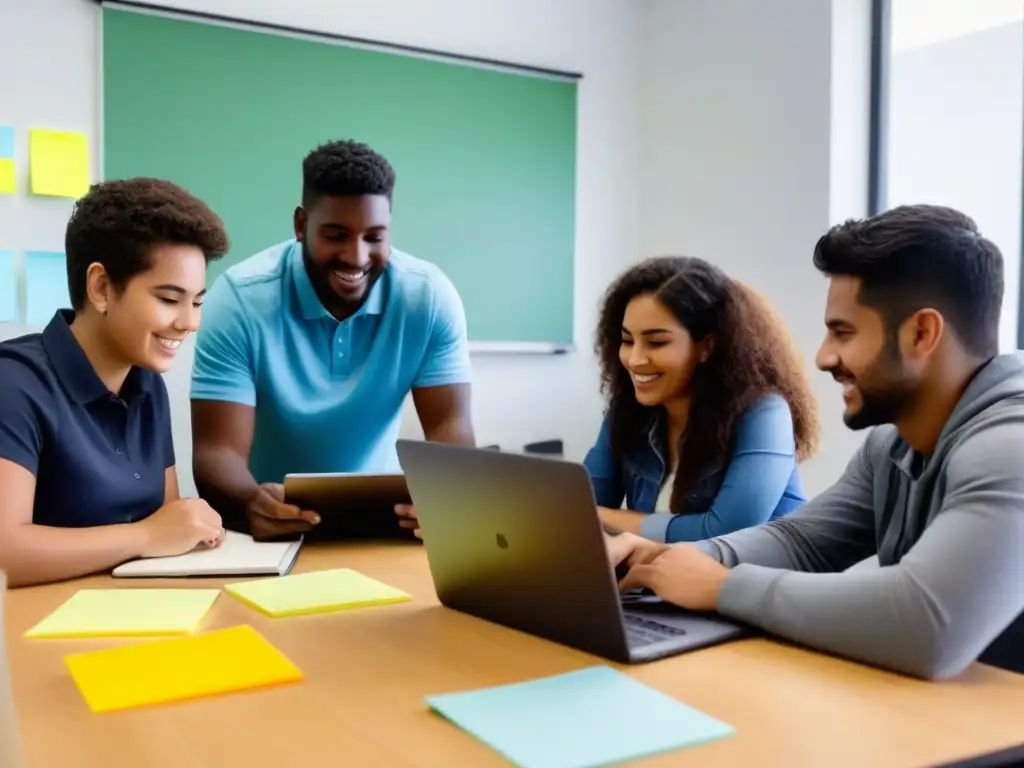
[0,310,174,527]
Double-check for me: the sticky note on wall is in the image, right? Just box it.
[25,251,70,324]
[0,250,15,322]
[29,128,89,199]
[0,126,14,195]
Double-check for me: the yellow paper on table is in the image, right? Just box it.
[0,159,14,194]
[225,568,411,618]
[65,625,304,713]
[24,589,220,639]
[29,128,89,198]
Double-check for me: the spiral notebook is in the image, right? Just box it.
[112,531,302,578]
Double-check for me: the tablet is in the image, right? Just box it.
[283,472,415,540]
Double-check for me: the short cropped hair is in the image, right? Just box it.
[812,204,1004,358]
[301,140,396,208]
[64,177,229,311]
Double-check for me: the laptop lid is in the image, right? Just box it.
[396,439,632,662]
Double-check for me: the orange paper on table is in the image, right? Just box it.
[64,625,303,713]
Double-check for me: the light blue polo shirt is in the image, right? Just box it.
[189,239,472,482]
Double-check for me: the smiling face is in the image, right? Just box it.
[815,275,920,429]
[619,293,710,407]
[295,194,391,319]
[94,243,208,374]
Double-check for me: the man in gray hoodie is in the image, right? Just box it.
[612,204,1024,680]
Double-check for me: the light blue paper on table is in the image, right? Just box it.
[0,126,14,159]
[25,251,70,324]
[425,666,734,768]
[0,250,15,322]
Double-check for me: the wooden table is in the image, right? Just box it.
[7,542,1024,768]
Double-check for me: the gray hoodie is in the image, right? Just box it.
[696,353,1024,679]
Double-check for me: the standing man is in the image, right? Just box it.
[190,140,475,539]
[612,204,1024,680]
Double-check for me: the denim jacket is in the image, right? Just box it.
[583,393,806,543]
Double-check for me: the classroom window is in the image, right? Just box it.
[868,0,1024,350]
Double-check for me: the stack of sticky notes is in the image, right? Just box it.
[24,570,410,716]
[225,568,411,618]
[0,126,14,194]
[24,589,220,638]
[426,666,735,768]
[64,625,304,713]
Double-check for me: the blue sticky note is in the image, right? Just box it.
[25,251,70,324]
[0,126,13,159]
[426,666,734,768]
[0,251,16,322]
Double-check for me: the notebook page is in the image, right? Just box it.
[112,531,301,577]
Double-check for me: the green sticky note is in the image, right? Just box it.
[426,666,734,768]
[225,568,411,618]
[24,589,221,638]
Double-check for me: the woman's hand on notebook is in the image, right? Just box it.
[246,483,320,540]
[137,499,225,558]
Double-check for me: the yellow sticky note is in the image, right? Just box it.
[24,589,220,638]
[64,625,304,713]
[225,568,411,618]
[29,128,89,198]
[0,159,14,194]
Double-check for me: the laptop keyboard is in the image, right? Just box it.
[624,613,687,646]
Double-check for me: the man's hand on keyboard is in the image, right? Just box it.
[617,544,730,612]
[604,531,668,569]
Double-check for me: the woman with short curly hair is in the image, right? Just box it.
[586,255,820,543]
[0,177,230,587]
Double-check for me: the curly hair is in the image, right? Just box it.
[64,177,229,311]
[595,256,820,514]
[301,140,396,207]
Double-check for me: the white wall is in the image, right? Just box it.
[886,17,1023,353]
[639,0,874,494]
[0,0,877,498]
[892,0,1024,52]
[0,0,644,495]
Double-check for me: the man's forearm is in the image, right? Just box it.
[423,418,475,446]
[693,447,879,573]
[716,564,960,679]
[1,523,147,587]
[694,518,859,572]
[714,493,1024,680]
[193,447,259,530]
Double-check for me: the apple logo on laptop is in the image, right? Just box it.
[495,533,509,550]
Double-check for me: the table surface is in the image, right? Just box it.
[7,541,1024,768]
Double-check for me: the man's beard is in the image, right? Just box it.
[837,337,918,430]
[301,240,381,314]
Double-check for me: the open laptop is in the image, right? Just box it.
[396,439,750,664]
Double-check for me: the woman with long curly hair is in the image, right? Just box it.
[586,256,820,543]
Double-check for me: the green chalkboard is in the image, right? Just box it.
[101,7,577,345]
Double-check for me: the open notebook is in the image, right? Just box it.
[112,531,302,578]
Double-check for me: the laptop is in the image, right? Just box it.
[396,439,750,664]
